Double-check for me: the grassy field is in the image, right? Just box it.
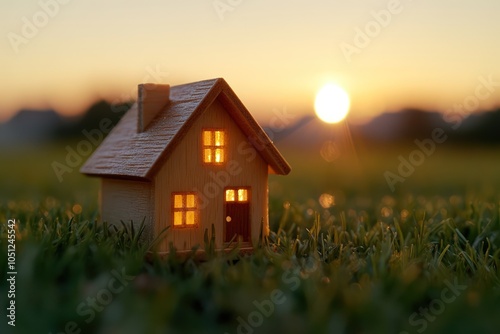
[1,143,500,333]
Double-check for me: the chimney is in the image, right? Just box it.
[138,83,170,132]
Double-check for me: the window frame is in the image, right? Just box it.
[202,128,226,165]
[171,192,198,228]
[224,187,250,203]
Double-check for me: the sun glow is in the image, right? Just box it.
[314,84,351,124]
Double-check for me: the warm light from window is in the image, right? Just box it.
[173,212,183,226]
[226,189,235,202]
[172,193,197,227]
[186,211,195,225]
[186,194,195,208]
[225,188,248,202]
[214,131,224,146]
[174,194,183,209]
[203,130,225,164]
[238,189,248,202]
[215,149,223,163]
[204,149,212,163]
[203,130,212,146]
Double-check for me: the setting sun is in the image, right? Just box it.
[314,84,351,124]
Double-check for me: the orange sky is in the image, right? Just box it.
[1,0,499,124]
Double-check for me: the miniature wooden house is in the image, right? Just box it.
[80,78,291,252]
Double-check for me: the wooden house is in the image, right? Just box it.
[80,78,291,252]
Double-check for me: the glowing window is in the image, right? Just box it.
[226,189,235,202]
[203,130,225,164]
[172,193,197,227]
[225,188,249,203]
[238,189,248,202]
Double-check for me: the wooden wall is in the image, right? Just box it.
[101,178,154,241]
[154,97,268,251]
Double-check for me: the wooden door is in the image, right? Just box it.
[224,188,250,242]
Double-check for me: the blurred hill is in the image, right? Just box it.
[52,101,130,139]
[1,103,500,148]
[0,101,130,148]
[269,108,500,149]
[0,109,65,145]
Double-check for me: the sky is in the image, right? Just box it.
[1,0,500,124]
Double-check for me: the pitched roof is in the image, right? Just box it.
[80,78,291,180]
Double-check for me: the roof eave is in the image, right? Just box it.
[80,170,152,182]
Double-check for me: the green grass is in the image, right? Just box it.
[1,144,500,333]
